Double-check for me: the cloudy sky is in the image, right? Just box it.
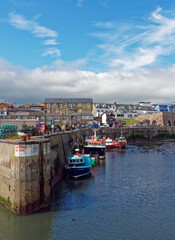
[1,0,175,104]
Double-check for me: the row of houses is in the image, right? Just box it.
[93,102,157,119]
[0,99,175,127]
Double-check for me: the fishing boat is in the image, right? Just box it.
[106,137,116,150]
[84,130,106,159]
[116,136,127,149]
[65,150,92,178]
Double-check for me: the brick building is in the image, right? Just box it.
[44,98,94,125]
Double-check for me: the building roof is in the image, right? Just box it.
[94,103,112,108]
[45,98,93,103]
[0,103,14,109]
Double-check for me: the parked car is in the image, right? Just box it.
[100,124,109,127]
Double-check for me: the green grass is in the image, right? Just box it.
[0,196,11,207]
[116,118,139,127]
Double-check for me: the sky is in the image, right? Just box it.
[1,0,175,104]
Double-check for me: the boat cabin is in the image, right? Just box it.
[68,154,85,167]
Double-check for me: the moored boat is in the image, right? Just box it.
[84,130,106,159]
[106,137,116,150]
[65,151,92,178]
[116,136,127,149]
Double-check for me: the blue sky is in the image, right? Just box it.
[1,0,175,103]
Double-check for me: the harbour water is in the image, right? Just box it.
[1,142,175,240]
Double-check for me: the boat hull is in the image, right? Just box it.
[106,144,116,150]
[84,146,106,158]
[66,166,92,178]
[116,143,126,149]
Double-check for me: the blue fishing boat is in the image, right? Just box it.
[65,151,92,178]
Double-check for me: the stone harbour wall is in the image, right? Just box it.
[0,129,90,215]
[0,127,174,215]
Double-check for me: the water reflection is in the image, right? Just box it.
[51,176,95,212]
[0,205,55,240]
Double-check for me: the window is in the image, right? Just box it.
[60,104,62,108]
[56,109,59,113]
[65,110,68,113]
[63,117,67,120]
[79,109,81,113]
[30,116,36,119]
[53,104,56,108]
[40,116,44,120]
[69,104,72,109]
[117,114,124,117]
[54,117,59,121]
[87,103,90,108]
[47,103,50,108]
[72,110,74,113]
[3,107,6,110]
[16,116,20,119]
[79,104,81,108]
[47,117,52,120]
[23,116,27,119]
[77,116,81,121]
[82,115,93,119]
[47,109,50,113]
[65,103,67,107]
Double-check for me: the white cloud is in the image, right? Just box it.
[8,12,58,38]
[0,59,175,104]
[92,7,175,70]
[43,39,58,45]
[42,48,61,57]
[8,12,60,57]
[111,47,162,70]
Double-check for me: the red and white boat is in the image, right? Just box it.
[116,136,127,149]
[106,138,116,150]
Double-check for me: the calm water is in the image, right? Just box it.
[1,142,175,240]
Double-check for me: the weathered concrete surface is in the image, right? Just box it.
[0,139,51,214]
[0,129,91,215]
[0,127,174,215]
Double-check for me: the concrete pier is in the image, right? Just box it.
[0,129,90,214]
